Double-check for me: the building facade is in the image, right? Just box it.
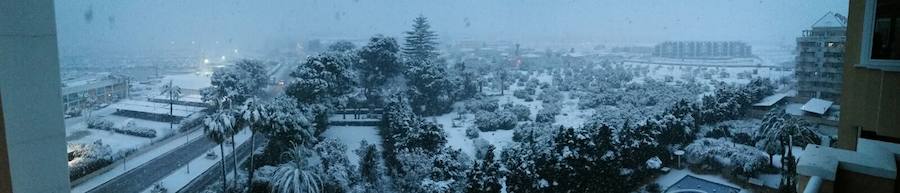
[795,24,847,102]
[61,77,129,112]
[652,41,752,59]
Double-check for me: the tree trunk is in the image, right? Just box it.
[220,144,228,192]
[231,135,239,186]
[769,154,774,166]
[169,102,174,130]
[247,132,256,193]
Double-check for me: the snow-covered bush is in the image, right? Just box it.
[535,102,561,123]
[474,110,517,131]
[119,121,158,138]
[503,103,531,121]
[465,127,479,139]
[86,117,114,130]
[87,118,157,138]
[537,86,562,103]
[464,98,499,113]
[685,138,768,176]
[68,140,114,180]
[512,88,535,101]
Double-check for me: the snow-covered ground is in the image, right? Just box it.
[66,106,182,156]
[139,129,252,193]
[429,110,516,158]
[71,128,203,193]
[321,126,383,165]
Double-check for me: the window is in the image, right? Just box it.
[860,0,900,71]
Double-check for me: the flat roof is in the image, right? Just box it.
[161,73,211,90]
[801,98,834,115]
[148,94,204,103]
[62,79,123,95]
[112,100,204,117]
[753,93,788,107]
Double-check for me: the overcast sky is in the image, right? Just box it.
[55,0,848,56]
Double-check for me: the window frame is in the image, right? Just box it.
[858,0,900,71]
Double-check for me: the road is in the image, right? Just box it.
[176,135,266,193]
[83,62,296,193]
[86,134,217,193]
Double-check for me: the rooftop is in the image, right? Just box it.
[802,98,834,115]
[62,79,124,95]
[111,100,204,117]
[753,93,788,107]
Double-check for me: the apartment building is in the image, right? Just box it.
[796,13,848,102]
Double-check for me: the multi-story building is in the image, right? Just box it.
[652,41,752,59]
[795,13,847,102]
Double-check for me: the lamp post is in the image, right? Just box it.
[674,150,685,169]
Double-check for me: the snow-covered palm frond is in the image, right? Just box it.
[271,146,322,193]
[203,111,235,144]
[240,97,267,130]
[160,80,182,100]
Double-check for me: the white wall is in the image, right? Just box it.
[0,0,71,192]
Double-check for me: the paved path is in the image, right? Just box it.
[86,135,216,193]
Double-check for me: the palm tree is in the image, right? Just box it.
[756,109,820,166]
[238,97,266,192]
[203,110,235,192]
[160,80,182,130]
[271,145,322,193]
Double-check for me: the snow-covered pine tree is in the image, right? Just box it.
[464,145,501,193]
[403,15,439,62]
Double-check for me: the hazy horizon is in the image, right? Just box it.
[55,0,848,57]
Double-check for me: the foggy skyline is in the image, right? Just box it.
[55,0,848,56]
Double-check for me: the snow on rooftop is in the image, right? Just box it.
[62,79,122,94]
[112,100,204,117]
[161,73,211,90]
[148,94,204,103]
[752,93,787,107]
[801,98,833,115]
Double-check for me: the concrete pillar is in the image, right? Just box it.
[0,0,71,192]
